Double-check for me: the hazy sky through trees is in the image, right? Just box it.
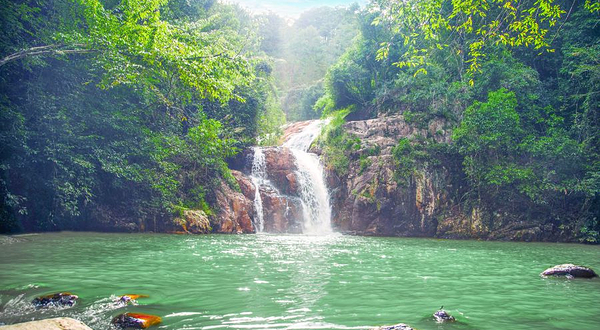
[225,0,367,17]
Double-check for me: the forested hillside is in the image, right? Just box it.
[1,0,598,242]
[0,0,285,232]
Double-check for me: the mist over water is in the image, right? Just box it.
[1,233,600,329]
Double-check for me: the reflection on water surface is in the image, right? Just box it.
[1,232,599,329]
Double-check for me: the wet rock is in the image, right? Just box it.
[32,292,78,308]
[234,147,305,233]
[371,323,415,330]
[1,317,92,330]
[541,264,598,278]
[116,294,148,306]
[263,147,300,196]
[260,188,303,233]
[433,308,455,323]
[112,313,162,329]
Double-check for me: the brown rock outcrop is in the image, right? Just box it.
[281,121,315,143]
[262,147,300,196]
[213,170,255,234]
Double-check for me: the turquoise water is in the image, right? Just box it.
[1,232,599,329]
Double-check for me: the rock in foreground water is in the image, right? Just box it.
[32,292,78,308]
[1,317,92,330]
[116,294,149,306]
[112,312,162,329]
[541,264,598,278]
[371,323,415,330]
[433,308,455,322]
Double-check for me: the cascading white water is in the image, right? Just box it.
[283,120,333,234]
[250,147,266,232]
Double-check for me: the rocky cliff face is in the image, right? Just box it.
[212,170,256,234]
[324,115,451,237]
[322,114,572,242]
[201,116,572,242]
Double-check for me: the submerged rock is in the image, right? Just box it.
[541,264,598,278]
[1,317,92,330]
[32,292,78,308]
[112,313,162,329]
[116,294,149,306]
[433,308,455,322]
[371,323,415,330]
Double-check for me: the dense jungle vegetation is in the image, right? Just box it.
[317,0,599,242]
[0,0,598,241]
[0,0,284,232]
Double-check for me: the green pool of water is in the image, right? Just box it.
[1,232,599,329]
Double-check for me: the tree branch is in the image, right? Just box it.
[0,44,95,67]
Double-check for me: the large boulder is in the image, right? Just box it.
[1,317,92,330]
[541,264,598,278]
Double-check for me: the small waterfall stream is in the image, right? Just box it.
[250,147,266,232]
[283,120,332,234]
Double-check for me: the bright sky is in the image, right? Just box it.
[224,0,368,18]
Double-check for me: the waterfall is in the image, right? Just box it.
[250,147,266,232]
[283,120,333,234]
